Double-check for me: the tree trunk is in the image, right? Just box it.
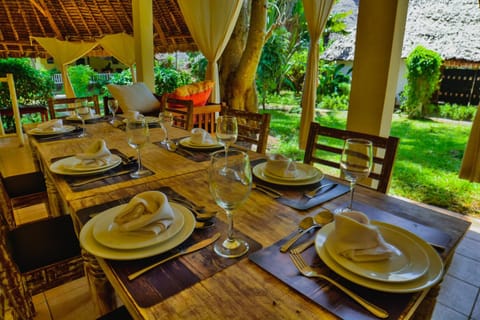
[220,0,267,112]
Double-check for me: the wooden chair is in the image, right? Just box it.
[0,173,84,298]
[0,171,50,229]
[159,96,194,130]
[48,96,100,119]
[162,94,221,134]
[303,122,399,193]
[0,104,49,122]
[220,105,271,154]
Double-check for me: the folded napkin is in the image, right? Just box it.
[264,153,297,178]
[113,191,175,235]
[190,128,215,145]
[327,211,395,262]
[74,139,112,168]
[35,119,63,132]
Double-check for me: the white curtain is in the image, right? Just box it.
[177,0,243,103]
[299,0,335,149]
[459,108,480,182]
[97,33,137,82]
[31,37,98,97]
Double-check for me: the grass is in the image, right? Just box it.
[261,107,480,217]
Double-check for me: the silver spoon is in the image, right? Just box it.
[280,210,334,253]
[166,140,195,157]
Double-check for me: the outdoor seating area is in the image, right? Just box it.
[2,1,480,320]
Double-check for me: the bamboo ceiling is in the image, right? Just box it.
[0,0,198,58]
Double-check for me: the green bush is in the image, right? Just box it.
[401,46,443,119]
[68,65,96,97]
[437,104,477,121]
[0,58,53,107]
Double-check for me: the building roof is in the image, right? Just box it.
[322,0,480,63]
[0,0,197,58]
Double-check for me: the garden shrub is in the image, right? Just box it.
[401,46,442,119]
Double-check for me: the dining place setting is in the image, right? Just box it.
[47,138,154,191]
[26,118,84,142]
[249,138,450,319]
[251,153,350,210]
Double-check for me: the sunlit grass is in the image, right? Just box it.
[262,108,480,217]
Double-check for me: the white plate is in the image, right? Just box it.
[60,155,121,172]
[253,162,324,186]
[92,203,185,250]
[262,162,321,181]
[179,137,222,149]
[49,155,122,176]
[315,221,444,293]
[324,223,429,282]
[28,125,76,136]
[79,202,196,260]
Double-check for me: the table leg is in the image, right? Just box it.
[83,251,116,317]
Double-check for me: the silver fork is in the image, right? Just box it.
[304,183,337,199]
[289,252,389,319]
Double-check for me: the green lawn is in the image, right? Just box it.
[262,108,480,217]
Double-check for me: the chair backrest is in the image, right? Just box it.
[0,171,49,229]
[0,212,35,320]
[303,122,399,193]
[160,96,194,131]
[48,96,100,119]
[220,105,271,154]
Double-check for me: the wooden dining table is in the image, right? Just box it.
[26,120,472,320]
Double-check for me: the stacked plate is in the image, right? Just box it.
[27,125,77,136]
[79,202,196,260]
[315,221,444,293]
[179,137,223,150]
[49,154,122,176]
[252,162,324,186]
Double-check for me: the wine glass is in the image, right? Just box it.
[209,149,252,258]
[108,99,119,124]
[76,100,91,137]
[158,110,174,145]
[339,138,373,211]
[126,116,151,178]
[216,116,238,165]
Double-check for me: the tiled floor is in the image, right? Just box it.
[2,135,480,319]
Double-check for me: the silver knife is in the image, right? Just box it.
[128,232,221,280]
[70,169,133,187]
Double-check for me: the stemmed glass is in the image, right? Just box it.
[209,149,252,258]
[126,116,151,178]
[108,99,119,124]
[216,115,238,159]
[158,111,174,145]
[76,100,91,137]
[339,138,373,211]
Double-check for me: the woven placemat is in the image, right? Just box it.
[76,186,262,308]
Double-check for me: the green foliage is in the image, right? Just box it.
[153,63,192,96]
[187,52,207,81]
[0,58,53,107]
[318,94,349,110]
[109,69,133,85]
[436,104,477,121]
[401,46,443,119]
[317,62,351,101]
[68,64,96,97]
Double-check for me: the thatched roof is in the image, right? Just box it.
[323,0,480,64]
[0,0,197,58]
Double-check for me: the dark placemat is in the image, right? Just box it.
[51,149,154,192]
[32,126,84,142]
[63,116,109,124]
[249,238,411,320]
[250,159,350,210]
[76,186,262,308]
[152,139,218,162]
[249,209,451,319]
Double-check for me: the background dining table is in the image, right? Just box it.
[25,120,471,319]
